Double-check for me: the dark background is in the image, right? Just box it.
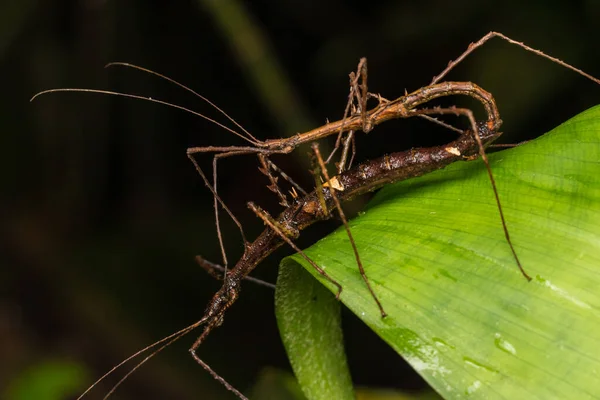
[3,1,600,399]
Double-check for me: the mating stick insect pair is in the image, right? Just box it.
[31,32,600,399]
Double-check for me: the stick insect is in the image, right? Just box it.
[77,114,503,400]
[30,31,600,398]
[30,32,600,316]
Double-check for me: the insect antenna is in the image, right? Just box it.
[77,318,206,400]
[30,88,259,146]
[105,62,261,144]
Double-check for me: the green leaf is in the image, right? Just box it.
[277,105,600,399]
[5,359,89,400]
[276,258,354,400]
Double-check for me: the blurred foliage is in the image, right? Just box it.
[4,359,89,400]
[249,368,308,400]
[248,368,440,400]
[2,0,599,399]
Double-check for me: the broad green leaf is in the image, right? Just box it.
[277,105,600,399]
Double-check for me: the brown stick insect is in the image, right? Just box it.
[29,62,507,321]
[30,31,599,287]
[30,32,600,399]
[79,113,503,400]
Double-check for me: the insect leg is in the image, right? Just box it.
[431,31,600,85]
[248,202,344,298]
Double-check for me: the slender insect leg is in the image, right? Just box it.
[195,255,276,289]
[257,154,310,207]
[326,58,367,167]
[348,134,357,169]
[353,57,369,131]
[338,130,355,173]
[189,320,248,400]
[339,58,368,171]
[187,149,256,268]
[103,325,199,400]
[311,154,329,217]
[261,156,308,196]
[188,352,248,400]
[313,143,387,318]
[489,141,530,149]
[209,148,291,267]
[337,58,369,173]
[208,149,300,261]
[365,86,466,134]
[195,255,225,281]
[248,202,344,298]
[258,154,289,207]
[431,31,600,85]
[419,114,466,134]
[409,106,531,281]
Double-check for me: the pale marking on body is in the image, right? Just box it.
[384,154,392,170]
[445,146,461,156]
[322,176,345,191]
[358,165,367,179]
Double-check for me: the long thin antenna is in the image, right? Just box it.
[30,88,260,146]
[77,318,206,400]
[105,62,261,144]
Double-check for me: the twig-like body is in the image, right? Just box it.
[190,121,501,399]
